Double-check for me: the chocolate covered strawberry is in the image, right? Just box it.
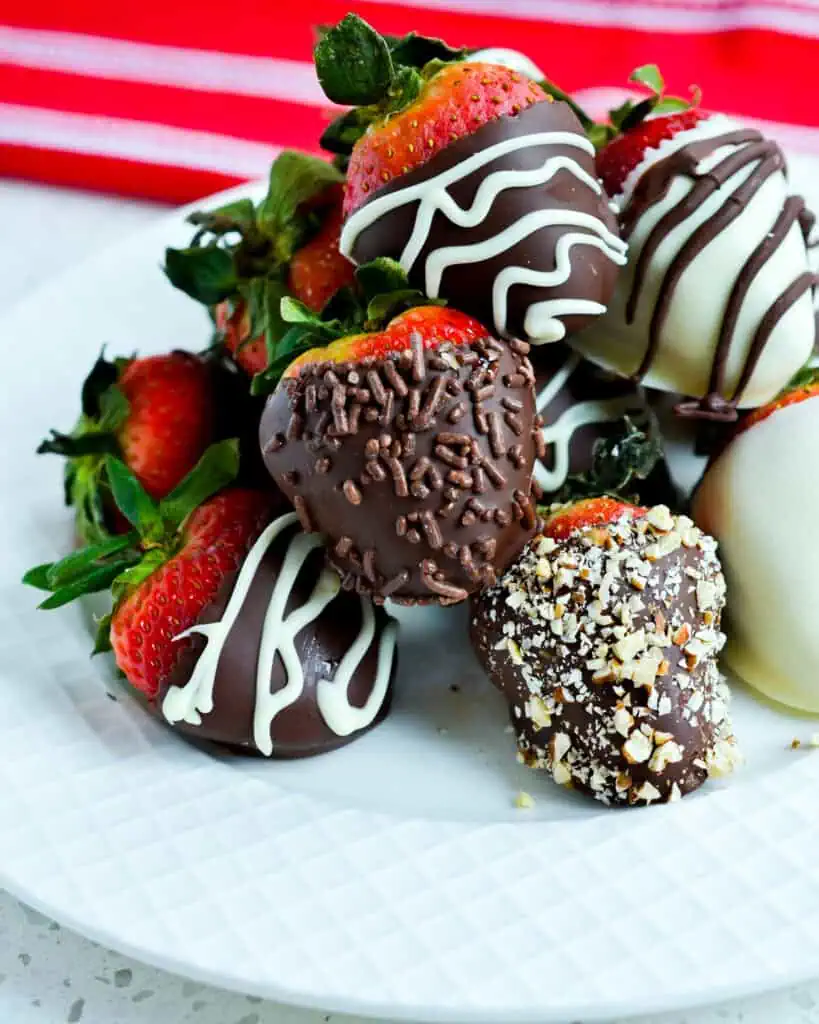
[471,496,739,806]
[25,440,276,698]
[315,15,625,345]
[165,152,355,380]
[693,370,819,712]
[38,350,216,543]
[259,299,541,605]
[571,65,816,419]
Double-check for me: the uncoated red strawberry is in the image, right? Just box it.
[288,191,354,311]
[118,353,214,499]
[38,351,216,543]
[596,110,706,197]
[544,497,646,540]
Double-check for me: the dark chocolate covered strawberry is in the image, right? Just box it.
[315,15,625,346]
[259,302,540,605]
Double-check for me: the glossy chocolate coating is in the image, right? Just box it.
[159,516,397,758]
[470,508,737,805]
[345,100,623,344]
[259,337,539,605]
[533,344,676,506]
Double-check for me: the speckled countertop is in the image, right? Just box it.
[3,177,819,1024]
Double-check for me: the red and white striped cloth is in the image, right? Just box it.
[4,0,819,204]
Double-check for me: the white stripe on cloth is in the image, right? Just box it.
[0,26,331,107]
[0,103,281,175]
[357,0,819,37]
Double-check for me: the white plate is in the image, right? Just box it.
[2,163,819,1024]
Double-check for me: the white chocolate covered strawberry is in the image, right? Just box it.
[692,377,819,711]
[572,93,816,419]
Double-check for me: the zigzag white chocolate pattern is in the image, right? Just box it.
[161,513,398,754]
[340,132,628,343]
[534,351,651,492]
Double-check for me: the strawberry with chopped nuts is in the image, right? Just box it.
[471,497,739,806]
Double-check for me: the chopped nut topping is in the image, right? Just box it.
[623,729,653,764]
[514,790,535,810]
[649,739,683,773]
[634,780,662,803]
[646,504,674,533]
[613,706,634,737]
[613,628,646,663]
[552,760,572,786]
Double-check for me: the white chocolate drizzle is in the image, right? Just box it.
[161,513,397,753]
[340,131,627,342]
[535,351,650,492]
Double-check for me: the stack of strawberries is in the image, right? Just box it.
[23,13,816,793]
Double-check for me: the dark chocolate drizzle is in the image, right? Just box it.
[622,128,816,419]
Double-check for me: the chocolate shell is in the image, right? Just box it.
[340,100,627,345]
[159,512,398,758]
[470,505,739,805]
[572,115,817,418]
[259,335,539,605]
[534,345,676,505]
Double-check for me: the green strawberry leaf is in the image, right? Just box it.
[386,31,469,69]
[188,198,256,234]
[38,562,129,610]
[315,13,395,106]
[786,364,819,391]
[159,439,240,528]
[105,456,164,538]
[81,352,120,418]
[355,257,410,301]
[164,246,238,305]
[97,385,130,433]
[629,64,664,96]
[321,285,365,326]
[37,430,119,458]
[653,96,692,115]
[619,97,658,135]
[257,151,343,253]
[251,324,323,396]
[22,564,54,590]
[280,296,347,339]
[320,107,374,157]
[44,533,139,589]
[110,549,167,606]
[556,417,664,503]
[93,613,113,655]
[366,290,445,328]
[385,64,423,113]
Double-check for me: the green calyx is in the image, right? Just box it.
[317,15,469,162]
[785,364,819,392]
[540,64,700,150]
[23,439,240,650]
[546,417,666,506]
[592,65,701,148]
[37,351,132,545]
[250,257,444,395]
[164,150,344,368]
